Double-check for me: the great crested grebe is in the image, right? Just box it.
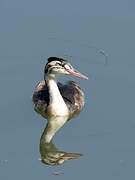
[33,57,88,143]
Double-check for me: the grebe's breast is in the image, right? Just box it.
[32,80,85,120]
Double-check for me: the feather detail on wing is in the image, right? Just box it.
[57,81,85,119]
[32,81,49,118]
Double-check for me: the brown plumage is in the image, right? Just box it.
[33,80,85,120]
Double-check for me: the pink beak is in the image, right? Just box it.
[66,68,88,80]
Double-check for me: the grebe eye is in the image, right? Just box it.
[55,62,61,66]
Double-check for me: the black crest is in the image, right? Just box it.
[47,57,67,63]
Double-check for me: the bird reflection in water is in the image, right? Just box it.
[32,57,88,166]
[40,128,82,166]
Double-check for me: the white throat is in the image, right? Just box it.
[46,76,69,117]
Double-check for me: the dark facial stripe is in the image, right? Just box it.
[44,64,63,75]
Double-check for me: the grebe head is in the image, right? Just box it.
[44,57,88,80]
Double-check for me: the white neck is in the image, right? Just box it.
[43,75,69,143]
[46,76,67,109]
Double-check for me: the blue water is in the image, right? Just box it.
[0,0,135,179]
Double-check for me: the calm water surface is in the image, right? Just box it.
[0,0,135,179]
